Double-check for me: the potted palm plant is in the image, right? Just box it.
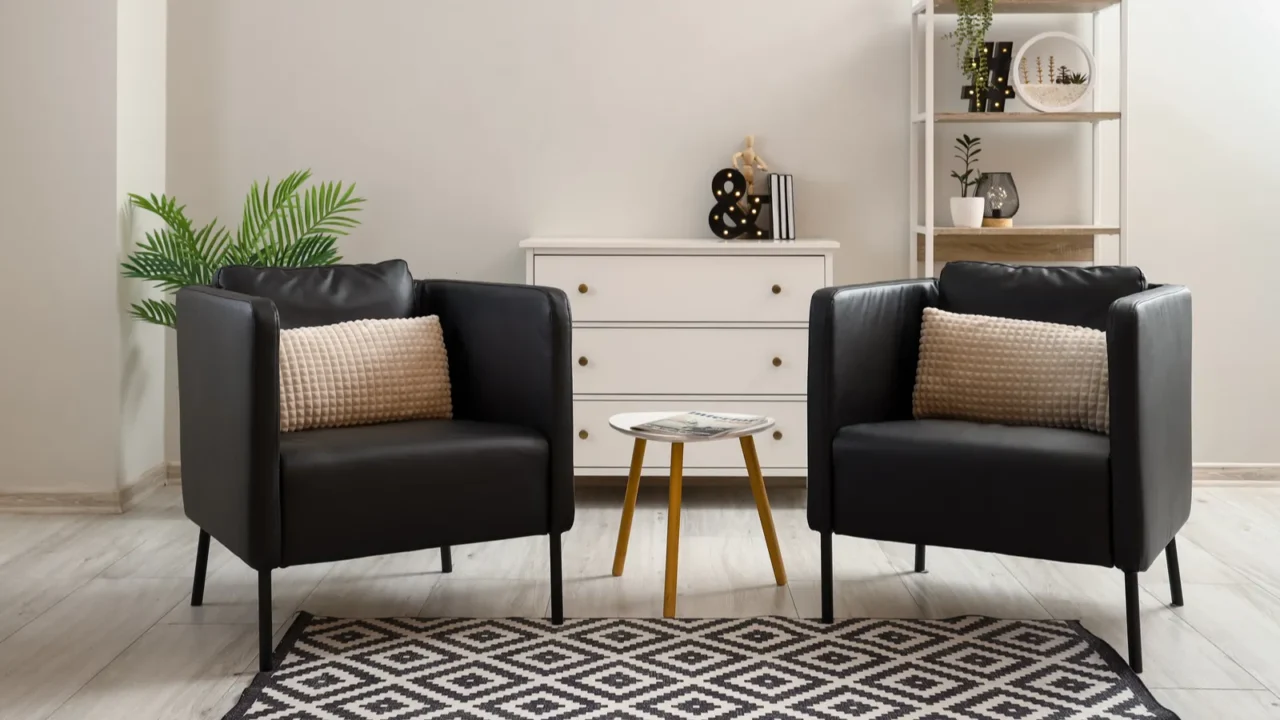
[949,135,984,228]
[121,170,363,327]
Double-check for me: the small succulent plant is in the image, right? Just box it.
[1055,65,1089,85]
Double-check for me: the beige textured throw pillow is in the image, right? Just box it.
[279,316,452,432]
[913,308,1109,433]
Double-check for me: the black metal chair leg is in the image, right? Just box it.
[1166,538,1184,607]
[1125,571,1142,674]
[821,532,834,623]
[440,545,453,574]
[259,570,274,673]
[191,530,210,607]
[914,544,927,573]
[550,533,564,625]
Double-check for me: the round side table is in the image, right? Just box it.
[608,412,788,618]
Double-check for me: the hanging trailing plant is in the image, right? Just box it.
[944,0,995,101]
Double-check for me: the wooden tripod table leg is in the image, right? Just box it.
[740,435,787,586]
[612,438,647,576]
[663,442,685,618]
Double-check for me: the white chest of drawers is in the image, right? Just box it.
[521,238,838,477]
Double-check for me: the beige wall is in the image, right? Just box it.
[0,0,1259,488]
[117,0,168,490]
[165,0,907,284]
[164,0,1280,464]
[0,1,121,494]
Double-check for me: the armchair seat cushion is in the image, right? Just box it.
[831,419,1113,566]
[279,419,549,566]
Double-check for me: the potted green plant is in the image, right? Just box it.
[121,170,364,327]
[945,0,995,110]
[949,134,984,228]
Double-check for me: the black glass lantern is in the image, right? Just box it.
[975,172,1019,227]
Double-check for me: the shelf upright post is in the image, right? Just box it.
[1092,10,1103,260]
[924,0,936,277]
[909,7,920,276]
[1119,0,1128,265]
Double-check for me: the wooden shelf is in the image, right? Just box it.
[918,112,1121,124]
[922,0,1120,14]
[915,226,1119,263]
[918,225,1120,237]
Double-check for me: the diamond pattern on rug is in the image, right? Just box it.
[225,615,1178,719]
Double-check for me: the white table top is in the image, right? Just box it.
[521,238,839,251]
[609,412,776,444]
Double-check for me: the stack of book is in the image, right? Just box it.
[769,174,796,241]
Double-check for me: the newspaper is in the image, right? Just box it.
[630,411,769,439]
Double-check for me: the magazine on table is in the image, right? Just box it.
[630,411,769,439]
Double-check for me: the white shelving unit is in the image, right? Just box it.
[909,0,1127,277]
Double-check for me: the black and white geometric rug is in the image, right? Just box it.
[225,614,1177,719]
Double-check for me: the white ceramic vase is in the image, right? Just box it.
[950,197,985,229]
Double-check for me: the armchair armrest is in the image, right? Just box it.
[807,279,937,531]
[175,286,282,569]
[416,280,574,533]
[1108,284,1193,572]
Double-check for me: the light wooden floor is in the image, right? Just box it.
[1,484,1279,719]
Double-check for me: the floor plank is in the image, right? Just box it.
[159,558,332,628]
[997,554,1262,690]
[880,542,1053,620]
[0,574,88,644]
[1,485,1279,719]
[1167,583,1280,696]
[1150,689,1280,720]
[46,624,258,720]
[0,578,189,720]
[417,535,551,619]
[301,549,444,619]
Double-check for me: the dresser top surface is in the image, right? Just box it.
[521,238,839,251]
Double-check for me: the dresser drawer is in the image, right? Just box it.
[573,401,806,470]
[573,328,807,395]
[534,254,825,323]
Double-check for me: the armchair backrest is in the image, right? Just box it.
[214,259,415,329]
[937,261,1147,331]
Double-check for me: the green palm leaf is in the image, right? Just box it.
[129,299,179,328]
[120,169,365,327]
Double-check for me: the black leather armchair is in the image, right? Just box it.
[808,261,1192,673]
[176,260,573,672]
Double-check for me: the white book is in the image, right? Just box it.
[770,174,783,240]
[785,175,796,240]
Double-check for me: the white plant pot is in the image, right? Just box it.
[950,197,985,229]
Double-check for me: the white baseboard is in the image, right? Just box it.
[121,463,168,510]
[165,461,181,485]
[0,462,168,514]
[1194,464,1280,484]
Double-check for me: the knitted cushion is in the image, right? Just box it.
[913,307,1109,434]
[279,316,452,432]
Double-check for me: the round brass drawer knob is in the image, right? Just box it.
[579,430,589,440]
[773,430,783,441]
[578,283,589,294]
[578,356,589,366]
[772,357,782,367]
[772,284,782,295]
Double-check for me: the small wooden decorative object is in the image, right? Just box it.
[732,135,770,195]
